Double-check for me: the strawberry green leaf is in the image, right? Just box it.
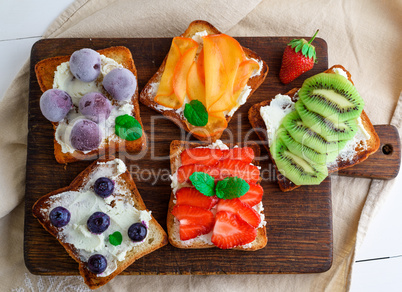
[215,177,250,200]
[302,43,309,55]
[109,231,123,246]
[189,172,215,197]
[184,100,208,127]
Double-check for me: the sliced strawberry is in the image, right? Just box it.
[211,211,257,249]
[239,183,263,207]
[216,198,261,228]
[176,164,220,183]
[215,159,260,183]
[180,148,224,166]
[221,147,255,163]
[176,187,219,210]
[172,205,215,241]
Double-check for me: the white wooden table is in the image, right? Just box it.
[1,1,401,290]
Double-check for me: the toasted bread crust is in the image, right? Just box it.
[248,65,380,191]
[167,140,268,251]
[139,20,268,142]
[35,46,147,164]
[32,156,168,289]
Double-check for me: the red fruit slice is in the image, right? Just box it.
[221,147,255,163]
[172,205,215,241]
[176,164,220,184]
[238,183,263,207]
[216,198,261,228]
[215,159,260,183]
[211,211,257,249]
[180,148,224,166]
[176,187,219,210]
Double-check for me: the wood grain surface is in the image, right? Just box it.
[25,37,333,275]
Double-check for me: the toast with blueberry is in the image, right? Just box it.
[32,156,168,289]
[35,46,146,164]
[167,140,267,250]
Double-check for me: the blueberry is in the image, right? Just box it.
[87,254,107,274]
[128,222,147,242]
[87,212,110,234]
[103,68,137,101]
[49,206,71,227]
[70,119,102,151]
[79,92,112,123]
[40,89,72,122]
[94,177,114,198]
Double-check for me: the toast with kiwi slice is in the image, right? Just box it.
[35,46,146,164]
[248,65,380,192]
[139,20,268,142]
[32,156,168,289]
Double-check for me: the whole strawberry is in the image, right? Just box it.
[279,30,319,84]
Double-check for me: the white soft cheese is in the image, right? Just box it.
[41,159,152,278]
[332,67,348,79]
[53,54,134,154]
[170,140,266,248]
[260,94,295,146]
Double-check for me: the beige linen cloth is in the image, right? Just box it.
[1,0,401,291]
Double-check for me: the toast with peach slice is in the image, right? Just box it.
[140,20,268,142]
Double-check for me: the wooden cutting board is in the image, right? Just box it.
[24,37,399,276]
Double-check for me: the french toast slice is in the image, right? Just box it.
[35,46,146,164]
[139,20,268,142]
[248,65,380,191]
[167,140,267,250]
[32,156,168,289]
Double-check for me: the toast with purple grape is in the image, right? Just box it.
[35,46,146,164]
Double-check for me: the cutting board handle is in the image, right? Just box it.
[337,125,401,179]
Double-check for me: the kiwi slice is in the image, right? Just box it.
[276,126,339,165]
[270,138,328,185]
[298,73,364,122]
[295,100,358,141]
[282,110,348,154]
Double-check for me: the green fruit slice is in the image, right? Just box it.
[298,73,364,122]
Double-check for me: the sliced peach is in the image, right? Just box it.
[203,36,228,110]
[187,60,206,105]
[197,47,205,85]
[186,111,228,138]
[155,37,198,109]
[173,45,198,104]
[233,59,259,93]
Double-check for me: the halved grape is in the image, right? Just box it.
[69,48,101,82]
[39,89,72,122]
[103,68,137,101]
[79,92,112,123]
[70,119,102,151]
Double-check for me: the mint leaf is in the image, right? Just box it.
[189,172,215,197]
[215,177,250,200]
[184,100,208,127]
[109,231,123,246]
[115,114,142,141]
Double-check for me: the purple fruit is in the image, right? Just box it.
[87,212,110,234]
[94,177,114,198]
[79,92,112,123]
[128,222,147,242]
[69,48,101,82]
[87,254,107,274]
[49,206,71,227]
[39,89,72,122]
[103,68,137,101]
[70,119,102,151]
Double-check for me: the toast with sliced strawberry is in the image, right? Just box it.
[167,140,267,251]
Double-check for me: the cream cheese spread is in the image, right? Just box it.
[52,55,134,154]
[151,31,262,118]
[40,159,152,278]
[169,140,266,248]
